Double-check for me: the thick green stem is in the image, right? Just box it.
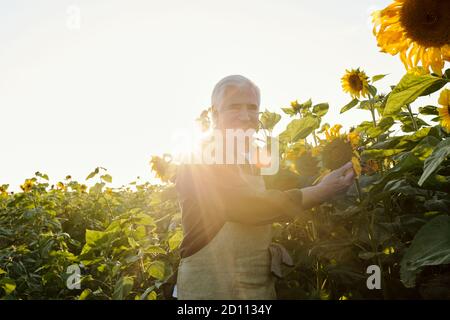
[355,178,363,203]
[406,104,418,131]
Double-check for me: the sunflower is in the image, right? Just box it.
[295,151,320,176]
[347,130,360,149]
[438,89,450,132]
[57,182,65,191]
[80,184,88,193]
[322,138,354,171]
[372,0,450,75]
[20,179,34,192]
[341,69,370,99]
[0,184,8,196]
[324,124,343,141]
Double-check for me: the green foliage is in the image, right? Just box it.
[1,68,449,300]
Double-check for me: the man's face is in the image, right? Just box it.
[215,85,259,130]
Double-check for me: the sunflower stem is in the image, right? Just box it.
[406,104,418,131]
[312,131,318,147]
[355,178,363,203]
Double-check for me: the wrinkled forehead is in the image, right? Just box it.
[217,85,259,111]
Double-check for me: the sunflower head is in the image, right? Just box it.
[372,0,450,75]
[341,69,370,99]
[438,88,450,132]
[20,179,34,193]
[57,182,65,191]
[295,152,320,176]
[0,184,8,196]
[80,184,88,193]
[322,138,354,171]
[324,124,343,141]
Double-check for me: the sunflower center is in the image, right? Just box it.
[400,0,450,47]
[349,74,363,92]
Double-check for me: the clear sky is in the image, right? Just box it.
[0,0,431,190]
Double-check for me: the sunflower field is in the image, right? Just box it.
[1,0,450,300]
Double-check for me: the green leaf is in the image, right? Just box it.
[418,138,450,186]
[372,74,388,83]
[366,117,394,138]
[279,116,319,142]
[145,246,166,255]
[134,213,155,226]
[0,278,16,295]
[340,98,359,114]
[281,107,297,116]
[85,229,112,246]
[147,261,165,280]
[78,289,92,300]
[0,268,6,275]
[362,148,405,160]
[168,229,183,251]
[100,174,112,183]
[400,215,450,288]
[312,103,329,117]
[86,167,100,180]
[384,73,447,116]
[368,85,377,97]
[260,110,281,131]
[113,276,134,300]
[419,105,439,116]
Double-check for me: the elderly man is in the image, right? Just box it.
[174,75,355,300]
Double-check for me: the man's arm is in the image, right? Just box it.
[176,161,355,226]
[176,164,304,226]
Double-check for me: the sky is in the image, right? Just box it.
[0,0,435,191]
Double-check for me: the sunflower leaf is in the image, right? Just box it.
[418,138,450,186]
[312,103,329,117]
[260,110,281,131]
[372,74,388,83]
[384,73,448,116]
[340,99,359,114]
[400,215,450,288]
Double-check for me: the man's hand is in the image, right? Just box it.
[301,161,356,210]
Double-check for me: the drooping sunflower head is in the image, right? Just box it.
[341,69,370,99]
[324,124,343,141]
[438,88,450,132]
[322,137,354,171]
[372,0,450,75]
[20,179,34,193]
[295,152,320,176]
[0,184,8,196]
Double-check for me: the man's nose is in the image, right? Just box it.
[237,107,250,121]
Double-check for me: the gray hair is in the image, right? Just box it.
[211,75,261,110]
